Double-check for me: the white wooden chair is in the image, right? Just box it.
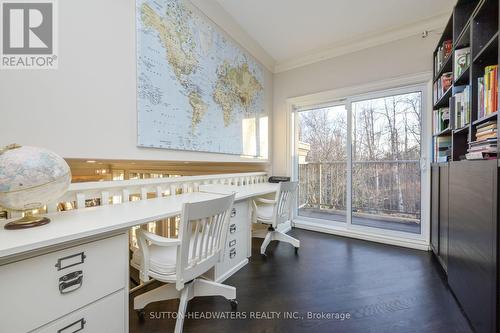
[252,181,300,255]
[131,194,237,333]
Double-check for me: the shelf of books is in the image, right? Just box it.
[468,65,498,159]
[432,0,498,162]
[467,121,497,159]
[433,33,454,162]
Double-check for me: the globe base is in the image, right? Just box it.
[4,216,50,230]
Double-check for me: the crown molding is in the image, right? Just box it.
[287,71,433,109]
[274,13,450,74]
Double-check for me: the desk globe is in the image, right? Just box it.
[0,144,71,229]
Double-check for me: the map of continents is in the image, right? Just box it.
[136,0,265,155]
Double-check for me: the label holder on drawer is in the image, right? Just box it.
[55,252,86,271]
[57,318,86,333]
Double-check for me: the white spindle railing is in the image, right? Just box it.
[44,172,268,246]
[53,172,267,211]
[0,173,267,241]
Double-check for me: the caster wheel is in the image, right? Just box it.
[294,247,299,254]
[136,309,145,322]
[230,299,238,310]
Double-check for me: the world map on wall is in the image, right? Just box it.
[136,0,265,155]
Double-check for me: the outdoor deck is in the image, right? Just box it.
[298,208,421,234]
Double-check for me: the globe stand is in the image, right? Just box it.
[4,215,50,230]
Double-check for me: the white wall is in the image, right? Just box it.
[0,0,273,163]
[272,34,440,175]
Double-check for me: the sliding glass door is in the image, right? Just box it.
[294,86,426,238]
[351,92,422,234]
[297,105,348,223]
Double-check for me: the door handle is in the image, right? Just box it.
[420,157,428,171]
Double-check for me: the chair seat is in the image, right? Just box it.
[132,243,177,276]
[132,233,215,277]
[254,204,274,221]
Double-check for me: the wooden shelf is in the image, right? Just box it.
[453,125,470,134]
[473,31,498,64]
[434,87,453,109]
[454,0,480,41]
[434,128,452,137]
[472,112,498,126]
[434,54,453,82]
[436,14,454,50]
[433,2,498,169]
[454,66,470,85]
[454,21,471,50]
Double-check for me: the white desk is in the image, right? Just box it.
[0,183,279,333]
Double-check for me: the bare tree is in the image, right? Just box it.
[298,92,422,221]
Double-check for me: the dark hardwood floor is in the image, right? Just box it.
[129,229,472,333]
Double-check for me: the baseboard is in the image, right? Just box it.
[294,220,430,251]
[215,258,249,283]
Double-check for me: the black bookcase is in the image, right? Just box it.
[431,1,499,332]
[432,0,498,162]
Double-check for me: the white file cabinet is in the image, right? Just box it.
[0,233,129,333]
[214,200,250,282]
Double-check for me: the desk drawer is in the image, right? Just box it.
[0,233,128,333]
[222,231,247,269]
[229,201,249,234]
[34,289,125,333]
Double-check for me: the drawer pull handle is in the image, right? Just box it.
[229,239,236,247]
[229,248,236,259]
[58,318,86,333]
[229,224,236,233]
[55,252,86,271]
[59,271,83,294]
[231,208,237,217]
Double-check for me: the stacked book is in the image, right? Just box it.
[433,72,453,104]
[478,65,498,119]
[454,85,471,129]
[466,121,497,160]
[434,39,452,76]
[454,47,470,79]
[435,136,452,163]
[433,107,450,134]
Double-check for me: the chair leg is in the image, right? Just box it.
[174,287,190,333]
[260,231,273,255]
[273,231,300,248]
[193,278,236,300]
[133,283,180,310]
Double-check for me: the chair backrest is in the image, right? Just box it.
[176,194,235,289]
[272,181,298,227]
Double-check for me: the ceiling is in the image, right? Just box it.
[216,0,456,71]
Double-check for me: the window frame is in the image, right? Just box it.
[286,73,432,249]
